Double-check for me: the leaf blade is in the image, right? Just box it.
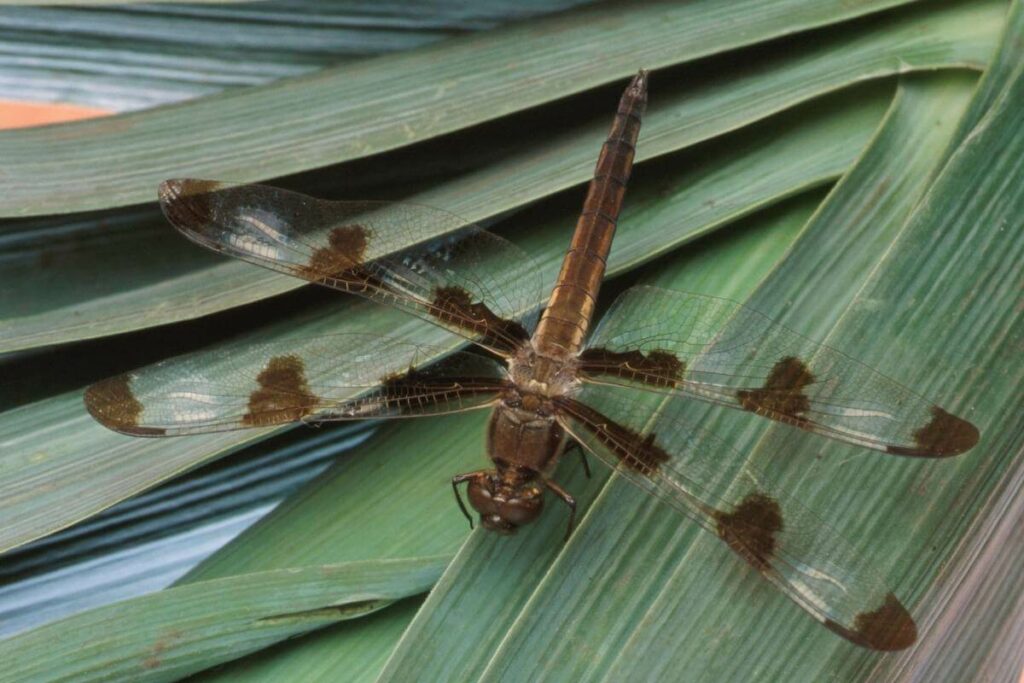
[0,0,1003,352]
[0,83,892,555]
[0,556,448,683]
[0,0,929,216]
[384,73,986,681]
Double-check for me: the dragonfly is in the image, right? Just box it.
[85,71,978,651]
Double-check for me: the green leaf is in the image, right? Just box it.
[0,556,448,683]
[184,179,826,683]
[0,0,1003,351]
[0,2,591,111]
[945,0,1024,149]
[376,73,983,682]
[0,83,890,555]
[180,68,993,680]
[865,63,1024,683]
[0,0,282,5]
[4,3,1021,681]
[0,0,926,216]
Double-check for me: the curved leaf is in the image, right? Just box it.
[0,85,890,555]
[183,186,827,683]
[0,0,926,216]
[0,0,1004,352]
[0,422,372,637]
[4,6,1019,682]
[0,556,448,683]
[376,73,982,681]
[0,2,594,111]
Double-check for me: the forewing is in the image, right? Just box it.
[578,286,978,457]
[555,384,917,650]
[158,179,542,356]
[85,334,507,436]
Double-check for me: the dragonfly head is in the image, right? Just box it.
[465,467,544,534]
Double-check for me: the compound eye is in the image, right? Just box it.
[466,478,497,517]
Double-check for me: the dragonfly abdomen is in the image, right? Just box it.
[533,70,648,358]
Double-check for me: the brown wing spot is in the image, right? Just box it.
[379,360,508,395]
[557,399,669,475]
[432,285,529,348]
[578,347,686,388]
[84,375,166,436]
[243,355,318,426]
[887,406,979,457]
[333,365,504,419]
[377,365,507,411]
[713,493,783,573]
[301,224,371,279]
[379,367,417,388]
[378,366,439,396]
[619,431,672,475]
[824,593,917,651]
[737,356,814,419]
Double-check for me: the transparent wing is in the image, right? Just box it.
[578,286,977,457]
[85,334,507,436]
[555,384,917,650]
[159,179,543,356]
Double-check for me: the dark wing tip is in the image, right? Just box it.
[157,177,202,206]
[156,178,182,201]
[157,178,221,234]
[824,593,917,651]
[888,406,979,457]
[84,375,166,437]
[925,406,979,455]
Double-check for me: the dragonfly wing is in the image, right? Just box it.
[555,383,917,650]
[578,286,977,457]
[159,179,543,356]
[85,334,506,436]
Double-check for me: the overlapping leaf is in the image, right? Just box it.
[0,1,595,111]
[378,73,988,682]
[1,1,1021,681]
[0,556,448,683]
[0,0,1002,352]
[0,84,892,555]
[0,0,928,216]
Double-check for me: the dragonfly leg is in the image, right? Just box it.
[576,446,592,479]
[544,478,577,542]
[451,470,489,530]
[559,441,591,478]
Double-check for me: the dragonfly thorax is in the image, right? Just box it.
[507,342,580,399]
